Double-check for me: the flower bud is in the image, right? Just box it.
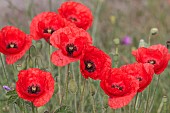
[150,28,158,35]
[113,38,120,45]
[3,86,11,91]
[138,39,148,47]
[68,79,78,94]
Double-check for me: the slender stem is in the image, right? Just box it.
[89,81,96,113]
[0,53,9,86]
[58,67,62,105]
[65,64,70,105]
[77,79,86,113]
[148,75,161,112]
[145,85,151,113]
[72,63,77,113]
[133,92,139,113]
[148,33,152,46]
[31,103,35,113]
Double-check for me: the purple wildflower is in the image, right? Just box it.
[3,85,11,91]
[121,36,132,45]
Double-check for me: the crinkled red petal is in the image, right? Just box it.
[51,49,80,66]
[6,35,32,64]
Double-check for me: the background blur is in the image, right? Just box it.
[0,0,170,112]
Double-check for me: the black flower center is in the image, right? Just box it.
[27,85,40,94]
[6,42,18,49]
[69,17,77,22]
[148,60,156,64]
[66,43,77,56]
[136,76,142,81]
[111,84,123,91]
[84,60,96,73]
[44,28,55,34]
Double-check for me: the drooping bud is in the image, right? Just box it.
[150,28,158,35]
[166,41,170,49]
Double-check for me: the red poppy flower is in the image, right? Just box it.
[16,68,55,107]
[0,26,32,64]
[50,26,92,66]
[100,68,139,109]
[132,44,170,74]
[80,46,112,80]
[30,12,74,42]
[120,63,154,92]
[58,1,93,30]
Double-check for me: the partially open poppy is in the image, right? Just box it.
[16,68,55,107]
[30,12,74,42]
[132,44,170,74]
[80,46,112,80]
[120,63,154,92]
[100,68,139,109]
[50,26,92,66]
[58,1,93,30]
[0,26,32,64]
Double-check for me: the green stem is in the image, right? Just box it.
[0,53,9,86]
[133,92,139,113]
[145,85,151,113]
[148,75,161,112]
[77,79,86,113]
[58,67,62,105]
[31,103,35,113]
[148,33,152,46]
[65,64,70,105]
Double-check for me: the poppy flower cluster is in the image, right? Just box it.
[1,1,170,109]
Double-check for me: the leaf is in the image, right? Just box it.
[7,95,18,104]
[6,90,17,96]
[53,106,73,113]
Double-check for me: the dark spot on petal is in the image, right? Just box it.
[44,28,55,34]
[69,16,77,22]
[84,60,96,73]
[148,60,156,64]
[66,43,77,56]
[6,42,18,49]
[27,84,40,94]
[111,84,123,91]
[136,77,142,81]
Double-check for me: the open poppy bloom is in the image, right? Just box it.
[132,44,170,74]
[30,12,74,42]
[16,68,55,107]
[80,46,112,80]
[50,26,92,66]
[120,63,154,92]
[58,1,93,30]
[100,68,139,109]
[0,26,32,64]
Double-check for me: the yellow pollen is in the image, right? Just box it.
[69,46,74,50]
[10,44,15,48]
[47,29,52,34]
[87,63,92,68]
[32,86,36,91]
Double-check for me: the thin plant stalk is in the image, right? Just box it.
[65,64,70,105]
[58,67,62,105]
[0,53,9,86]
[144,85,151,113]
[133,92,139,113]
[148,75,161,112]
